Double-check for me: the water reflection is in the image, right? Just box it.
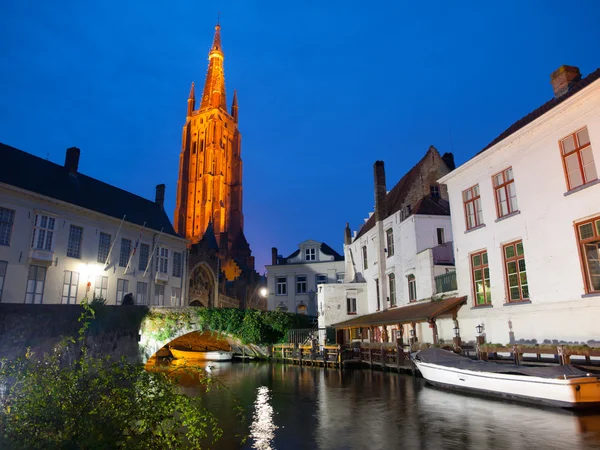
[150,360,600,449]
[249,386,277,449]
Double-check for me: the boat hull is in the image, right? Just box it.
[169,348,233,361]
[414,360,600,409]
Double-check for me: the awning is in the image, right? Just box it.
[330,296,467,329]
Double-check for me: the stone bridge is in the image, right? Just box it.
[0,304,265,365]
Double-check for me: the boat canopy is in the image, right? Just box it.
[416,348,592,379]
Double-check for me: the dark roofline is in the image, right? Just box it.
[477,67,600,156]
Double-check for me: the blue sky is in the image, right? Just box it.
[1,0,599,273]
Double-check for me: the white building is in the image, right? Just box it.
[265,240,345,316]
[0,144,188,306]
[324,147,465,345]
[439,65,600,345]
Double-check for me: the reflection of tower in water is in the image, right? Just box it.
[249,386,278,450]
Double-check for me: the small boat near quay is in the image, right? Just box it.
[169,346,234,362]
[413,348,600,409]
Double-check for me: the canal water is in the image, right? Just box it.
[163,360,600,450]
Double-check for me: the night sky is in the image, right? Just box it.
[1,1,599,273]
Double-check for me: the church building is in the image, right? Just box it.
[174,23,264,310]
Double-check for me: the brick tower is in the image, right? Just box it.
[174,22,243,250]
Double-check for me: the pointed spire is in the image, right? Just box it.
[187,81,195,117]
[231,89,238,123]
[200,23,227,111]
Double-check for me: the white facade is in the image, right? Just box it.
[317,283,367,344]
[346,213,455,314]
[439,71,600,345]
[265,239,345,315]
[0,184,188,306]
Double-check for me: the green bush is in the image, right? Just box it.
[0,302,234,449]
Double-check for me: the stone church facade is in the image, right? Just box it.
[174,23,264,310]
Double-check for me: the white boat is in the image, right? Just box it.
[169,347,233,361]
[413,348,600,409]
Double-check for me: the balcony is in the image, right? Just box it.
[28,248,54,266]
[435,271,457,294]
[432,241,454,265]
[155,272,169,285]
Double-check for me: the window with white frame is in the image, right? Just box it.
[0,207,15,246]
[305,248,316,261]
[362,245,368,269]
[119,238,131,267]
[493,167,518,218]
[136,282,148,305]
[430,185,440,199]
[31,214,55,251]
[66,225,83,258]
[156,247,169,273]
[386,228,394,256]
[0,261,7,302]
[561,127,597,190]
[296,275,307,294]
[25,265,46,304]
[388,273,397,306]
[154,284,165,305]
[171,287,182,306]
[62,270,79,304]
[407,274,416,302]
[138,243,149,271]
[316,274,328,285]
[336,273,344,283]
[436,228,445,245]
[346,297,357,314]
[94,275,108,300]
[97,232,111,264]
[173,252,182,277]
[116,279,129,305]
[276,277,287,295]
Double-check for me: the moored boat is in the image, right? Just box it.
[169,347,234,361]
[413,348,600,409]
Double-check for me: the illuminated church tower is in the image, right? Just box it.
[174,23,243,250]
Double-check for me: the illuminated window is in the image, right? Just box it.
[493,168,518,218]
[31,214,55,251]
[66,225,83,259]
[471,250,491,306]
[576,216,600,293]
[171,287,182,306]
[0,207,15,246]
[561,127,597,190]
[61,270,79,304]
[503,241,529,302]
[297,303,307,315]
[463,185,483,230]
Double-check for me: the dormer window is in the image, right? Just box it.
[430,185,440,199]
[305,248,316,261]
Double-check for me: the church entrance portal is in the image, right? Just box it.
[188,263,216,307]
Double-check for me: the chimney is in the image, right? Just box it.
[442,152,455,170]
[155,184,165,209]
[374,161,386,222]
[271,247,278,265]
[550,65,581,98]
[64,147,80,175]
[344,223,352,245]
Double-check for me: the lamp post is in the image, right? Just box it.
[453,325,461,351]
[475,324,485,360]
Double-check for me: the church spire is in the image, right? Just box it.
[231,89,238,123]
[187,81,195,117]
[200,23,227,111]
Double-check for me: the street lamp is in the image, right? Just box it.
[409,329,415,337]
[453,326,460,337]
[259,287,268,298]
[476,324,483,336]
